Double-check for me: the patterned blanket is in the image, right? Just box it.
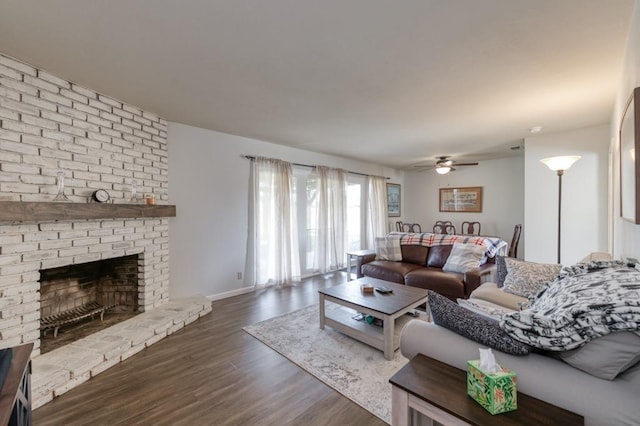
[390,232,508,259]
[501,262,640,351]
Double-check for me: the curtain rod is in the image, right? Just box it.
[242,155,390,180]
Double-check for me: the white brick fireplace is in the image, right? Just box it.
[0,53,211,407]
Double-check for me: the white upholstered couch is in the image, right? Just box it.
[399,253,640,425]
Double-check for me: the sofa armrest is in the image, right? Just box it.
[356,253,377,279]
[463,263,496,297]
[469,282,527,311]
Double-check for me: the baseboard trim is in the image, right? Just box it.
[208,286,255,301]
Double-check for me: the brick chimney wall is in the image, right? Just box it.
[0,53,170,356]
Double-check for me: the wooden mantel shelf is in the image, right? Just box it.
[0,201,176,222]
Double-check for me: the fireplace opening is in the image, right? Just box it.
[39,255,140,354]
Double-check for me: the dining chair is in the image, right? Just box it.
[433,220,454,234]
[509,224,522,258]
[401,223,422,233]
[461,221,481,236]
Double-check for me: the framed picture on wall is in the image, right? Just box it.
[620,86,640,224]
[439,186,483,212]
[387,183,401,217]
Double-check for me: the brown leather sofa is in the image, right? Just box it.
[358,244,496,300]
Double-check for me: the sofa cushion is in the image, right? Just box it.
[405,268,465,300]
[428,291,532,355]
[496,255,508,288]
[361,260,421,284]
[426,245,453,268]
[457,297,518,320]
[442,242,486,273]
[558,331,640,380]
[502,258,561,298]
[374,236,402,261]
[401,244,429,265]
[470,282,528,311]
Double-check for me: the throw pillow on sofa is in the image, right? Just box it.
[502,258,561,298]
[428,291,532,355]
[495,255,508,288]
[558,331,640,380]
[442,242,485,274]
[374,235,402,261]
[400,244,429,265]
[426,244,453,268]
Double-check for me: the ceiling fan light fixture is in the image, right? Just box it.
[435,166,451,174]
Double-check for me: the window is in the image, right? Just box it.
[347,176,365,252]
[293,167,365,277]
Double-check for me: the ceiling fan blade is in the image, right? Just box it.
[414,158,479,173]
[412,165,436,171]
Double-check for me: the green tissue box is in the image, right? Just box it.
[467,359,517,415]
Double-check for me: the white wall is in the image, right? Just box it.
[168,122,402,299]
[524,125,610,265]
[403,157,524,251]
[611,1,640,261]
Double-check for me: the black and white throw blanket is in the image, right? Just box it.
[501,262,640,351]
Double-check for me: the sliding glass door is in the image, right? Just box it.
[293,167,365,278]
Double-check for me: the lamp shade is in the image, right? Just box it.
[540,155,581,171]
[435,166,451,174]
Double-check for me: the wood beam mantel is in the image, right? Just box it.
[0,202,176,222]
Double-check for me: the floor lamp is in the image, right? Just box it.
[540,156,581,264]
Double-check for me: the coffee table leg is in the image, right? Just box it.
[319,293,325,330]
[383,313,394,360]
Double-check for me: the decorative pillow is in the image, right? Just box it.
[495,256,508,288]
[558,331,640,380]
[442,242,486,274]
[400,244,429,265]
[374,236,402,261]
[426,245,453,268]
[502,258,561,298]
[428,291,532,355]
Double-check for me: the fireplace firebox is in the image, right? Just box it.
[38,255,140,353]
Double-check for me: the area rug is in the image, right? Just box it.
[243,303,423,424]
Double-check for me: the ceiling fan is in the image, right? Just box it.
[414,156,479,174]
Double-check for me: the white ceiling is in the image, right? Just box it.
[0,1,634,168]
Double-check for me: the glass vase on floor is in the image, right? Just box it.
[53,171,70,202]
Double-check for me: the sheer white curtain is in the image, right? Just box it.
[313,166,348,273]
[249,157,300,286]
[365,176,389,249]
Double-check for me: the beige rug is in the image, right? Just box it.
[243,303,422,424]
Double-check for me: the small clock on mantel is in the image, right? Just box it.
[91,189,111,203]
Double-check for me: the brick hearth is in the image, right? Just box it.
[32,296,211,409]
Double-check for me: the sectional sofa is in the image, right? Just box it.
[399,255,640,425]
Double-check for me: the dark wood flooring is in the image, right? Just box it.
[33,272,387,426]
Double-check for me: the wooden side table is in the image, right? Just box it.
[0,343,33,426]
[346,249,375,281]
[389,354,583,426]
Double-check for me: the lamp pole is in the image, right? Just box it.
[540,155,580,266]
[556,169,563,264]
